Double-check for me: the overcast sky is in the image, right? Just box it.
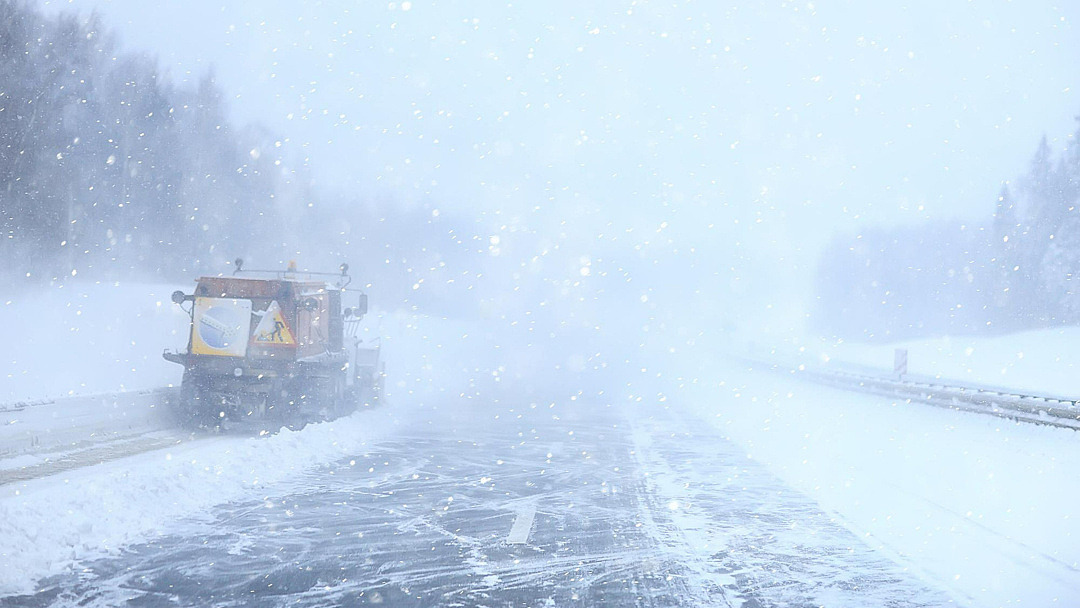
[41,0,1080,326]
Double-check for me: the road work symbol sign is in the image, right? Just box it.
[253,301,295,345]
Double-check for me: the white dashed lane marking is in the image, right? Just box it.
[507,503,537,545]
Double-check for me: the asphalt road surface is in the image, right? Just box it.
[5,402,951,607]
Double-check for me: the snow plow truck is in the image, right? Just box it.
[163,259,382,429]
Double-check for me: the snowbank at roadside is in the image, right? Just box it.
[0,407,402,595]
[675,355,1080,606]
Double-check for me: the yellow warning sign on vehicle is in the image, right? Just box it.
[252,300,295,345]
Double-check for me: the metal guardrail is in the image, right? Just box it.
[751,359,1080,431]
[0,397,57,413]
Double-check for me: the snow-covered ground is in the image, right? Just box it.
[795,328,1080,397]
[1,282,190,403]
[680,356,1080,606]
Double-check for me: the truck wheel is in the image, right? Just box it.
[177,372,215,430]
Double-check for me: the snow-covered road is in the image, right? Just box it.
[2,400,948,607]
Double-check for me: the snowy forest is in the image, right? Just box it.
[0,1,464,311]
[0,1,301,282]
[815,125,1080,340]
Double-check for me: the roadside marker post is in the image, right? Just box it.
[894,348,908,380]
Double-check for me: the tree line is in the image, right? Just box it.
[0,0,317,286]
[814,119,1080,340]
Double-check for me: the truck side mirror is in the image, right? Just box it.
[356,294,368,316]
[171,290,187,305]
